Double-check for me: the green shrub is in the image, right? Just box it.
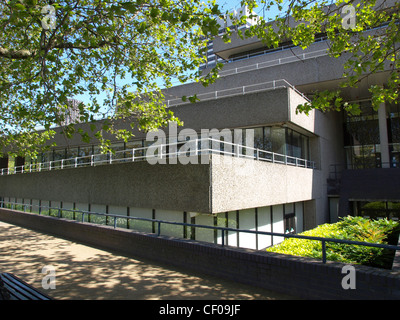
[266,216,400,268]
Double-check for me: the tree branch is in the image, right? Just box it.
[0,39,115,60]
[0,47,37,59]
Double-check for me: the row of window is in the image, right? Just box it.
[253,126,310,160]
[344,100,400,169]
[345,144,400,169]
[1,196,304,250]
[3,126,310,167]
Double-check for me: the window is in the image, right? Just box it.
[111,142,125,161]
[271,127,286,155]
[41,151,53,163]
[244,126,309,161]
[286,129,309,160]
[53,149,66,168]
[253,127,264,150]
[66,147,79,159]
[388,102,400,167]
[78,146,93,164]
[126,140,144,159]
[344,101,381,169]
[353,200,400,220]
[284,203,296,234]
[53,149,66,161]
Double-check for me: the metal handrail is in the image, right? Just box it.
[219,48,329,77]
[166,79,310,107]
[1,137,316,176]
[199,35,329,70]
[1,200,399,264]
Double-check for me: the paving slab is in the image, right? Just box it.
[0,221,296,300]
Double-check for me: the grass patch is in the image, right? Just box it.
[267,216,400,269]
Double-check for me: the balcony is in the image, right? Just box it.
[2,137,315,176]
[0,138,317,214]
[165,79,310,108]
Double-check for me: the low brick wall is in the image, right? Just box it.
[0,208,399,300]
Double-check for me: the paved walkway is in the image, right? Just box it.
[0,221,295,300]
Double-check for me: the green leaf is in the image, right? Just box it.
[150,7,159,18]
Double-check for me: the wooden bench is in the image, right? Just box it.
[0,273,52,300]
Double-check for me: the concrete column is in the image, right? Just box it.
[378,102,390,168]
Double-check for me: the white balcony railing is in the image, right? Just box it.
[166,78,309,107]
[1,137,316,176]
[218,48,329,77]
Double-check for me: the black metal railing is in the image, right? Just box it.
[1,200,399,264]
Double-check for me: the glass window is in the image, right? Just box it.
[301,134,309,160]
[253,127,264,149]
[388,102,400,167]
[66,147,79,159]
[53,149,65,161]
[126,140,144,149]
[92,146,101,155]
[111,142,125,151]
[111,142,125,160]
[390,143,400,168]
[78,146,92,164]
[284,203,296,234]
[287,130,302,159]
[53,149,66,168]
[344,101,380,146]
[344,101,381,168]
[271,127,286,155]
[248,126,309,161]
[346,145,380,169]
[285,203,294,214]
[263,127,272,151]
[92,146,107,164]
[126,140,144,159]
[355,201,400,220]
[346,119,380,145]
[41,151,52,163]
[388,102,400,143]
[79,146,92,157]
[389,117,400,143]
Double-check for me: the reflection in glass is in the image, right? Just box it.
[126,140,144,159]
[271,127,286,155]
[111,142,125,160]
[355,201,400,220]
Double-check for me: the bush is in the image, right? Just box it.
[266,216,400,268]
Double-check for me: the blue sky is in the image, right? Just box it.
[73,0,283,115]
[217,0,284,19]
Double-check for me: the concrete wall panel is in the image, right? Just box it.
[0,161,212,213]
[210,154,316,213]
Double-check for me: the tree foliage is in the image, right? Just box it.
[1,0,399,157]
[238,0,400,115]
[0,0,223,157]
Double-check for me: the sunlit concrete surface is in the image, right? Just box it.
[0,221,296,300]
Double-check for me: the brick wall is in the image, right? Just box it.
[0,208,399,300]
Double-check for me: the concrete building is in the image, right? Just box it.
[0,4,399,251]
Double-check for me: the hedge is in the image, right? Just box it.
[266,216,400,269]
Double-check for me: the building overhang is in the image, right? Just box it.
[0,152,317,214]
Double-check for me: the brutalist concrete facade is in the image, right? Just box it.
[0,7,398,250]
